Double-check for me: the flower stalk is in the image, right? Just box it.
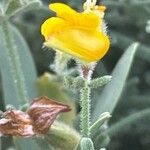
[80,65,92,137]
[1,20,28,106]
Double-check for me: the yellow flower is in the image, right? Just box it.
[41,3,110,62]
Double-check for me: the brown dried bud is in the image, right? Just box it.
[27,96,71,134]
[0,96,71,136]
[0,110,34,137]
[4,109,30,124]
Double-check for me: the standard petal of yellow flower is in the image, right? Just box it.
[78,12,101,29]
[49,3,100,29]
[49,3,77,20]
[41,17,66,40]
[44,28,110,62]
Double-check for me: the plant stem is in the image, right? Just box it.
[80,83,91,137]
[80,66,92,137]
[2,20,28,106]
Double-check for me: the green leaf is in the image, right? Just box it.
[14,137,40,150]
[5,0,41,17]
[92,124,110,150]
[4,0,21,15]
[0,23,37,107]
[0,22,38,150]
[102,108,150,137]
[89,76,112,89]
[0,0,12,14]
[64,76,85,90]
[34,137,55,150]
[11,24,37,101]
[111,31,150,63]
[92,43,138,121]
[130,0,150,6]
[90,112,111,137]
[80,138,95,150]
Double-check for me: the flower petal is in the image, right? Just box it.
[41,3,110,62]
[49,3,77,19]
[77,12,101,29]
[49,3,100,29]
[44,28,110,62]
[41,17,66,40]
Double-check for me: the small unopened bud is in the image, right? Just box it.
[45,121,81,150]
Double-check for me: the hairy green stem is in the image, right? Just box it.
[2,20,28,106]
[80,83,91,137]
[80,66,92,137]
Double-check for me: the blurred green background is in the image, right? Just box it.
[1,0,150,149]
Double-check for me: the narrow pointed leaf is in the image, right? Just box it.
[0,22,38,150]
[0,23,37,107]
[90,112,111,137]
[111,31,150,62]
[92,43,138,121]
[89,76,112,89]
[103,108,150,137]
[6,0,41,17]
[80,138,95,150]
